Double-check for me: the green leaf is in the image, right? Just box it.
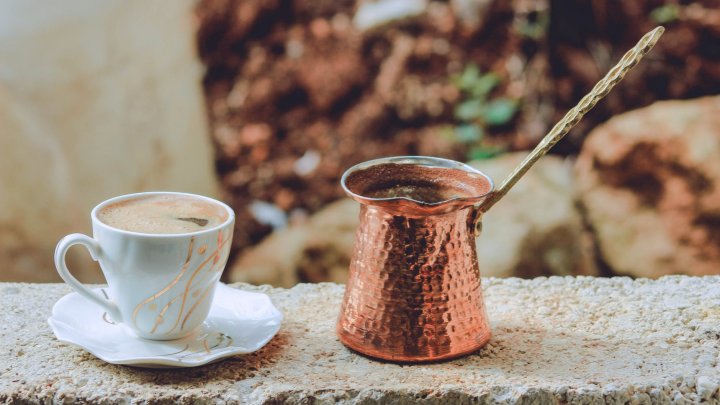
[454,64,481,92]
[515,12,550,39]
[651,5,679,24]
[470,73,500,98]
[455,99,485,121]
[468,145,505,161]
[455,125,484,143]
[483,98,518,126]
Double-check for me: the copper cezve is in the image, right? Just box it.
[337,156,493,362]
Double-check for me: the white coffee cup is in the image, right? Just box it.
[54,191,235,340]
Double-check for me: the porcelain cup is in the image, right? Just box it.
[54,191,235,340]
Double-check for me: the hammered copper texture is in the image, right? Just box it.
[337,204,491,362]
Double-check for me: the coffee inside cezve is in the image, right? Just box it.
[346,163,491,203]
[97,195,228,234]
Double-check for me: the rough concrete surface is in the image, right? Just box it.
[1,277,719,404]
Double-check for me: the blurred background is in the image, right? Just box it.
[1,0,719,285]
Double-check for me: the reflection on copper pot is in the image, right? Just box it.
[337,156,494,362]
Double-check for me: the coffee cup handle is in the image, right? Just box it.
[54,234,123,323]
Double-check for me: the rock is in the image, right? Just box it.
[249,200,288,230]
[353,0,428,31]
[0,0,218,282]
[228,200,359,287]
[470,153,597,278]
[2,276,720,403]
[575,97,720,278]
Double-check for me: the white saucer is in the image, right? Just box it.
[48,283,283,368]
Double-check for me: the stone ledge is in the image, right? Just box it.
[1,277,719,404]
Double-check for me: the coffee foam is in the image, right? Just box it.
[97,195,229,234]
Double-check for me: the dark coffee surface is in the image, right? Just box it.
[345,163,491,204]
